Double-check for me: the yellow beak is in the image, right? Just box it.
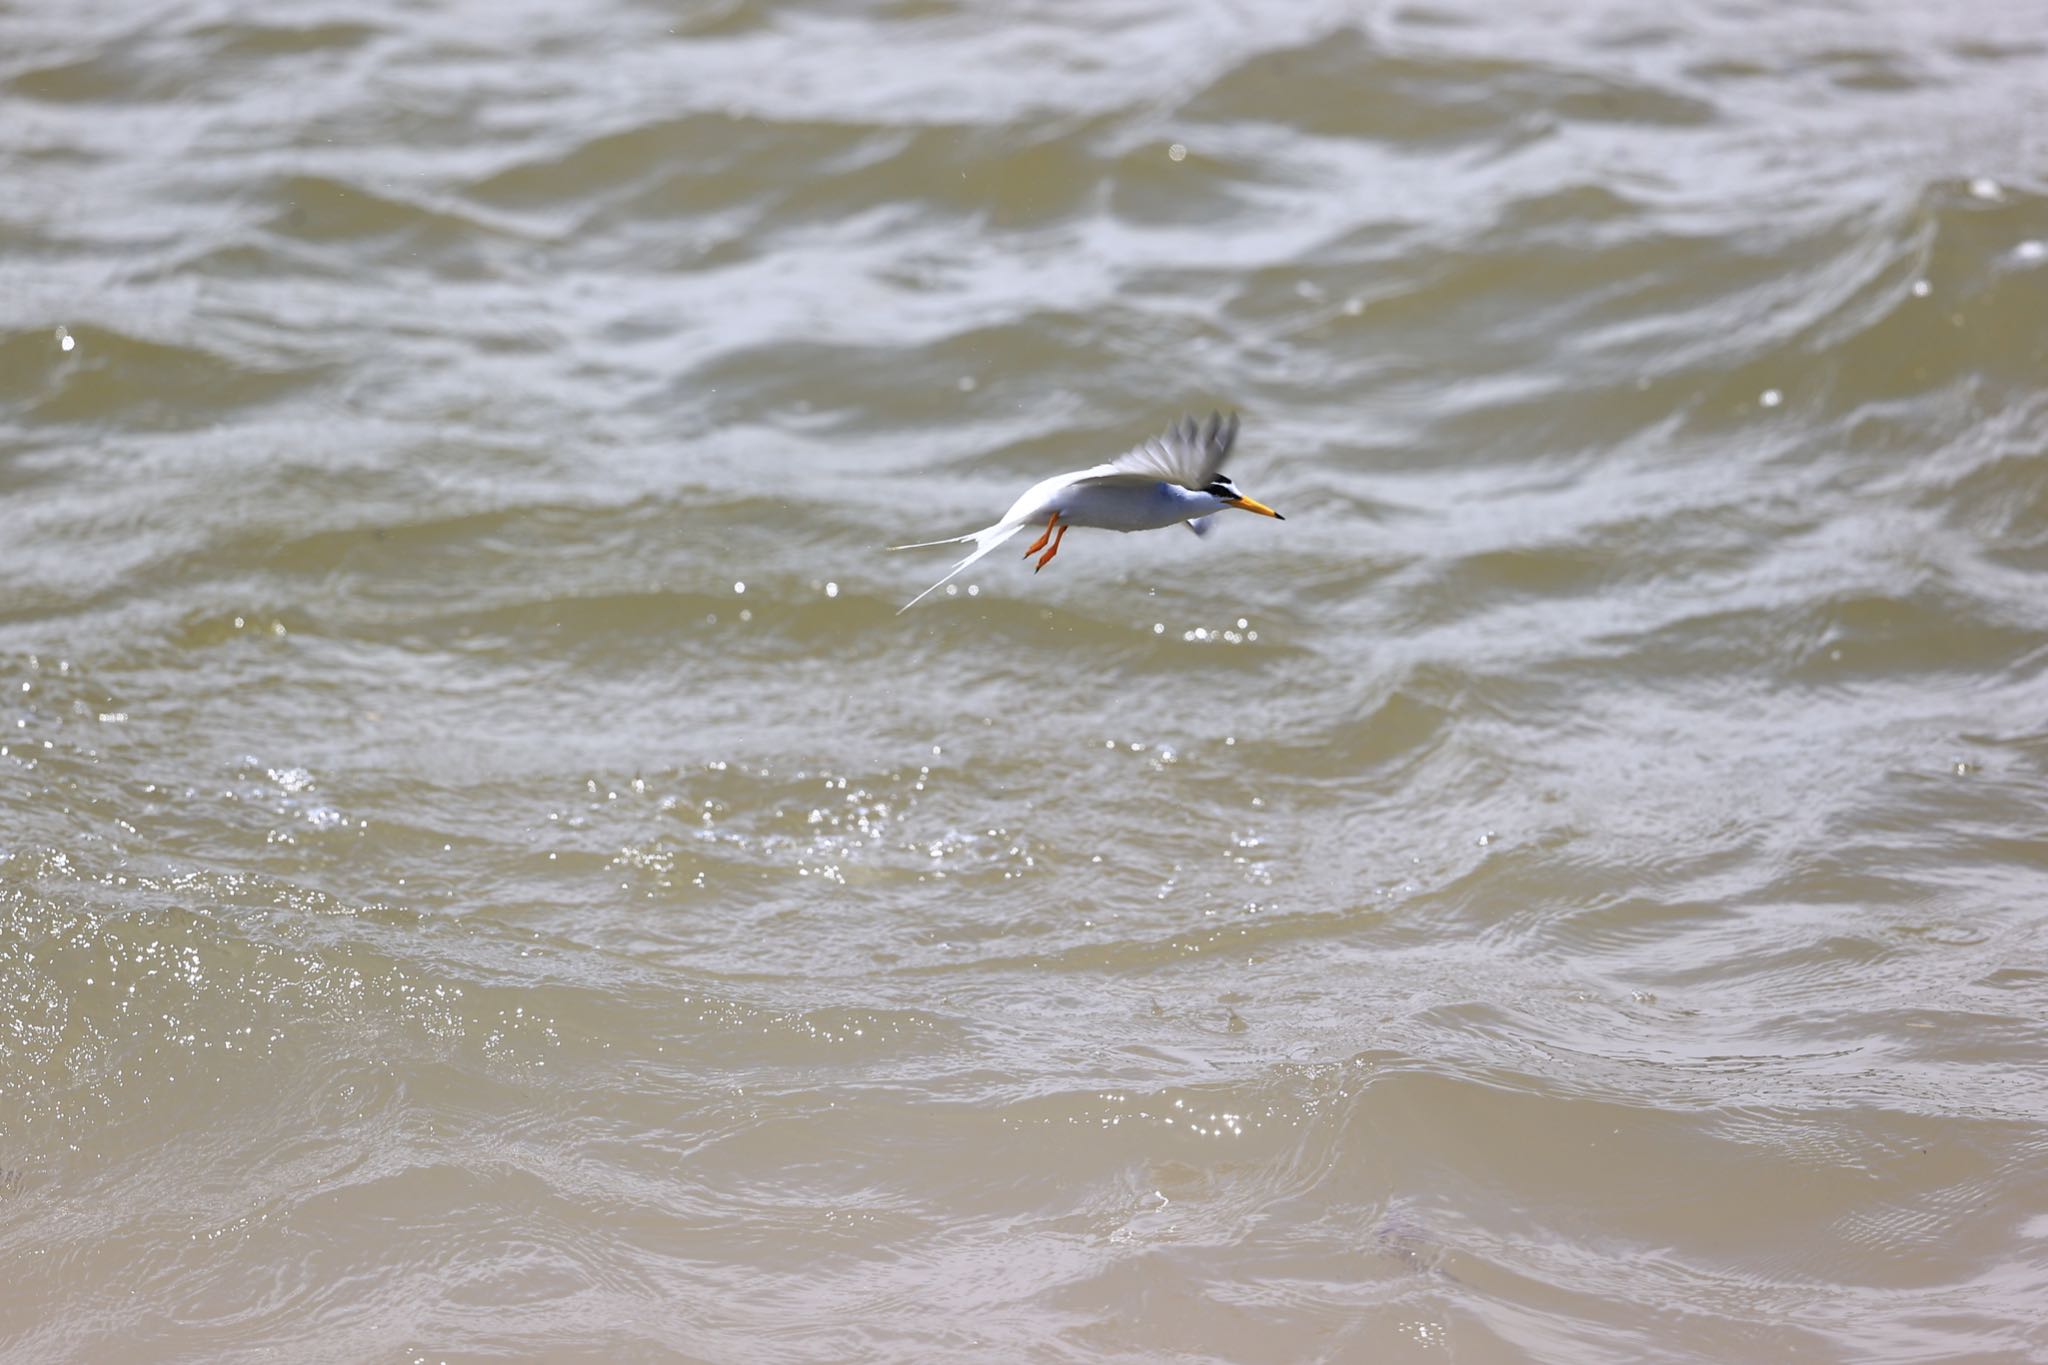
[1227,495,1285,520]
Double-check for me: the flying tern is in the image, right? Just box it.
[893,412,1282,612]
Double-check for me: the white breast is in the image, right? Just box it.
[1045,480,1219,533]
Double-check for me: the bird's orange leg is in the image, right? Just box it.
[1034,522,1069,572]
[1022,509,1058,559]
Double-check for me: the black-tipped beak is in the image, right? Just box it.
[1228,495,1284,520]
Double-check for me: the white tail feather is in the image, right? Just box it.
[897,522,1026,613]
[888,531,979,551]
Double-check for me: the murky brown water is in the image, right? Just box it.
[5,0,2048,1359]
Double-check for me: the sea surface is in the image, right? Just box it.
[5,0,2048,1359]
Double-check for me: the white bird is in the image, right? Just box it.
[892,412,1283,612]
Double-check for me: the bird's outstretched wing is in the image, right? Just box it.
[1091,412,1239,490]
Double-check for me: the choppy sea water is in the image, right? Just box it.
[5,0,2048,1359]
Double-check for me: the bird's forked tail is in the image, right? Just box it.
[893,522,1026,613]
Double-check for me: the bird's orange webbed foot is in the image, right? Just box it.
[1034,522,1069,572]
[1022,509,1058,559]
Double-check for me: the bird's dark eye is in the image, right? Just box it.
[1206,481,1235,497]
